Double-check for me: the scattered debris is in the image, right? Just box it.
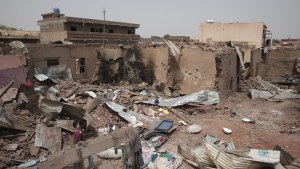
[106,101,155,127]
[138,90,219,107]
[187,124,202,134]
[230,108,237,117]
[148,150,183,169]
[223,127,232,134]
[4,143,18,151]
[18,160,37,168]
[154,120,174,132]
[55,120,75,132]
[242,118,255,123]
[271,110,284,116]
[97,147,123,159]
[178,120,187,126]
[250,76,300,101]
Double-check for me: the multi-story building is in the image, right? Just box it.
[38,12,140,44]
[200,22,271,48]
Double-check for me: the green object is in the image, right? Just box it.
[160,152,173,160]
[151,154,158,162]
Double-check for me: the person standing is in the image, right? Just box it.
[73,119,87,169]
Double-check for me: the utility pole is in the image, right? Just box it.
[102,9,106,47]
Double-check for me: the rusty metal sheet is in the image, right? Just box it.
[35,124,61,153]
[39,98,86,118]
[55,120,75,132]
[0,67,27,88]
[39,98,63,114]
[0,55,26,70]
[62,103,86,118]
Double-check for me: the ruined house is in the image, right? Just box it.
[200,22,272,48]
[38,11,140,44]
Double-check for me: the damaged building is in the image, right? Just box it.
[38,11,140,44]
[0,16,300,169]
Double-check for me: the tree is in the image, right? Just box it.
[0,24,16,30]
[163,34,170,39]
[272,39,280,44]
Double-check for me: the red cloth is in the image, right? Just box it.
[24,79,33,87]
[73,127,83,144]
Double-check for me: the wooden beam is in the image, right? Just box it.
[0,81,14,99]
[37,127,138,169]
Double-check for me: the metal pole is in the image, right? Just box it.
[102,9,106,47]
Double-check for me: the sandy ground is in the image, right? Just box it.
[91,92,300,168]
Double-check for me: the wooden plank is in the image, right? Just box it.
[0,81,14,98]
[37,127,138,169]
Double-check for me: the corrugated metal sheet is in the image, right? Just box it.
[55,120,75,132]
[35,124,61,153]
[205,143,279,169]
[0,55,26,70]
[138,90,219,107]
[39,98,63,113]
[0,67,27,88]
[106,101,155,127]
[163,39,181,56]
[39,98,86,118]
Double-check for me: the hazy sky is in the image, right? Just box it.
[1,0,299,39]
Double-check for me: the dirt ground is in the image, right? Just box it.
[92,92,300,168]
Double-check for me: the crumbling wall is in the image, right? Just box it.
[28,44,240,98]
[137,47,169,84]
[27,44,100,80]
[250,49,262,77]
[93,48,156,84]
[257,48,300,82]
[215,49,238,99]
[178,48,216,94]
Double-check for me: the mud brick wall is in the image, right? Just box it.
[135,47,169,84]
[177,48,216,94]
[250,49,263,77]
[214,49,238,99]
[257,48,300,82]
[27,44,239,98]
[27,44,101,80]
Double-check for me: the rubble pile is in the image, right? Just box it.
[0,41,299,169]
[0,57,219,168]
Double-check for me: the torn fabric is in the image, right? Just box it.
[34,124,61,153]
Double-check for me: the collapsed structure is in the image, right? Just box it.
[0,19,300,168]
